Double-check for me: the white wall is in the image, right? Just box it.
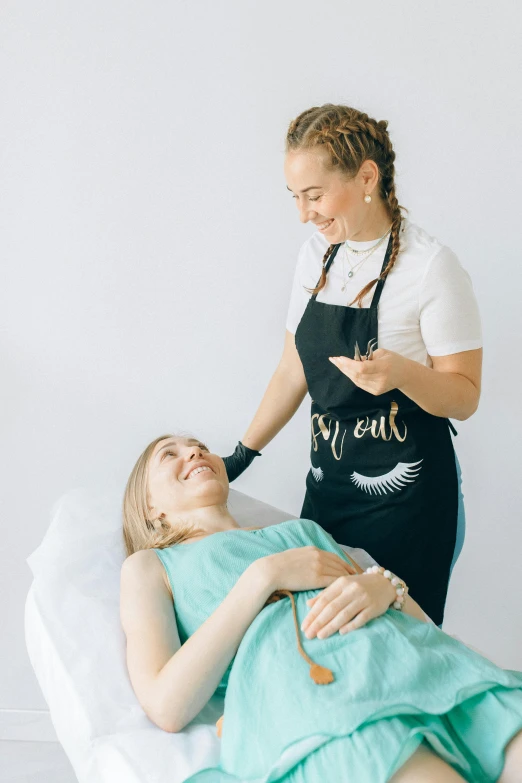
[2,0,521,717]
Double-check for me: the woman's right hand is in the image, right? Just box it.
[256,546,358,594]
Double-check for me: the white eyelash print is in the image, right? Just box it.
[350,460,423,495]
[311,465,324,482]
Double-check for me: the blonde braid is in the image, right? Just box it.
[347,117,403,307]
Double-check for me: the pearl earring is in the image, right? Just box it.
[364,194,372,203]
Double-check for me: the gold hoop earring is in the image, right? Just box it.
[364,194,372,204]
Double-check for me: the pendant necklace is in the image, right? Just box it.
[341,226,392,292]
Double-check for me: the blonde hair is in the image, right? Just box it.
[285,103,409,307]
[122,433,206,556]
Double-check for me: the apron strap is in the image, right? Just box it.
[447,419,458,436]
[311,243,342,300]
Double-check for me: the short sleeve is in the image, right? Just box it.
[285,245,313,334]
[419,246,483,357]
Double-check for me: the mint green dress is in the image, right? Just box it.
[153,518,522,782]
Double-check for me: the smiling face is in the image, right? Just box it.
[284,148,388,242]
[147,436,228,523]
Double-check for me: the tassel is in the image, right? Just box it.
[216,715,224,737]
[263,589,336,685]
[310,663,334,684]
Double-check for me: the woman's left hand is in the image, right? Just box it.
[300,572,396,638]
[329,348,409,396]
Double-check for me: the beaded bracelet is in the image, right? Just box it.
[365,565,408,611]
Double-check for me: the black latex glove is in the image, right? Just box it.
[222,441,261,482]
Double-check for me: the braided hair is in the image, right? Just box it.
[286,104,408,307]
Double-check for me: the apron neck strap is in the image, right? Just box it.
[311,243,342,300]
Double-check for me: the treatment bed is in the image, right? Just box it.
[26,484,480,782]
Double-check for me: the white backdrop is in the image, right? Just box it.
[1,0,521,718]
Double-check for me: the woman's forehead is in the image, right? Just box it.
[154,436,204,455]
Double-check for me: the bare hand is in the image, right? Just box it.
[328,348,409,396]
[300,572,396,638]
[260,546,358,594]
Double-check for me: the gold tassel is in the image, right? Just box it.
[309,663,334,684]
[215,579,347,738]
[264,589,335,684]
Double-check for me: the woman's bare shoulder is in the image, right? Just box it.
[121,548,162,572]
[121,549,173,600]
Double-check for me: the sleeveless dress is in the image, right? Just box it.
[153,519,522,783]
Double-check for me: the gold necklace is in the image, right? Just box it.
[341,232,389,291]
[344,225,392,256]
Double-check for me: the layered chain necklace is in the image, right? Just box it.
[340,225,392,292]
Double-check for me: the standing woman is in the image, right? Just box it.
[223,104,482,627]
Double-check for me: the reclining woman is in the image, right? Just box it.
[120,434,522,783]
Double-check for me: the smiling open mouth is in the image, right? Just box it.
[317,219,334,231]
[186,465,214,479]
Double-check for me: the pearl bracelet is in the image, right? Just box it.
[365,565,408,611]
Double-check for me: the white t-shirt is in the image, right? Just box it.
[286,217,482,366]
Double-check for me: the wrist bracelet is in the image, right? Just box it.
[365,565,408,611]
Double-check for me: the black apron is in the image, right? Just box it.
[294,231,458,626]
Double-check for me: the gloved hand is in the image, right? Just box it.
[222,441,261,482]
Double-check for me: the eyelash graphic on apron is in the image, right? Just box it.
[350,460,423,495]
[310,459,423,493]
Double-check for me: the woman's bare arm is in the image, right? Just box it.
[120,549,275,733]
[401,592,429,623]
[241,330,308,452]
[398,348,482,421]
